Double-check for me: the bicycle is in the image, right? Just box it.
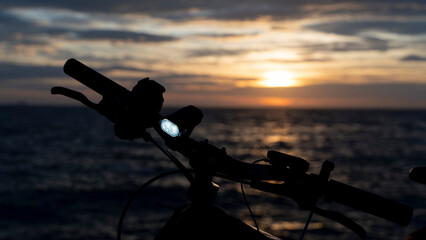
[51,58,414,240]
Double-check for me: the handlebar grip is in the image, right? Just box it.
[325,180,412,226]
[63,58,130,102]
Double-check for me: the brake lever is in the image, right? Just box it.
[51,86,126,125]
[51,86,99,111]
[313,207,366,240]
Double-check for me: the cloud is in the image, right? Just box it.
[0,11,37,41]
[2,2,424,46]
[158,73,255,88]
[0,62,152,82]
[0,63,64,81]
[0,1,303,20]
[0,9,176,45]
[190,32,260,39]
[306,20,426,36]
[75,29,176,42]
[186,48,246,57]
[2,1,425,22]
[400,55,426,61]
[302,37,390,53]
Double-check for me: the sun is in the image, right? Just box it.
[258,70,297,87]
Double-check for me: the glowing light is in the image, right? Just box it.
[258,70,297,87]
[160,119,180,137]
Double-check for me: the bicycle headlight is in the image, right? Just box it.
[160,105,203,138]
[160,119,180,137]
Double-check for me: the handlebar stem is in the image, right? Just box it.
[187,150,220,205]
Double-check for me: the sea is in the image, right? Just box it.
[0,105,425,240]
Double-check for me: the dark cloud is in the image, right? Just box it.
[303,37,389,53]
[0,11,37,41]
[0,63,64,81]
[0,0,303,20]
[2,1,425,21]
[189,41,375,59]
[1,1,424,47]
[159,73,254,86]
[0,62,152,82]
[0,22,175,44]
[330,40,388,52]
[306,20,426,36]
[400,55,426,61]
[75,29,176,42]
[306,1,426,18]
[191,32,259,38]
[186,48,246,57]
[0,11,31,28]
[360,37,389,51]
[1,0,213,14]
[0,12,61,44]
[0,9,176,45]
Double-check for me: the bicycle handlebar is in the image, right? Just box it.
[53,58,413,233]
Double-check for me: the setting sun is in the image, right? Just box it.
[258,71,297,87]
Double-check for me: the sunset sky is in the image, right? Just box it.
[1,1,426,108]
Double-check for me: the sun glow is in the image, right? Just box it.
[258,70,297,87]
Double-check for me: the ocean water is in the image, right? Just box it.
[0,106,425,240]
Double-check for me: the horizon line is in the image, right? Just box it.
[2,103,426,111]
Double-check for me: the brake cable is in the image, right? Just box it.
[145,133,194,183]
[240,181,259,232]
[298,210,314,240]
[239,159,268,232]
[117,169,184,240]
